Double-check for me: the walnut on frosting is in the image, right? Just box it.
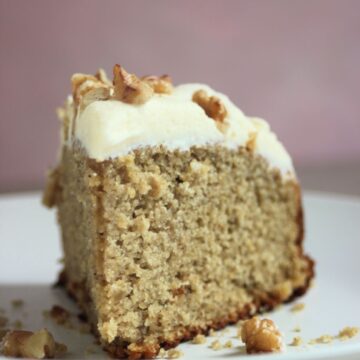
[141,75,173,94]
[95,68,112,86]
[192,89,227,123]
[112,64,154,104]
[241,317,284,354]
[71,73,111,110]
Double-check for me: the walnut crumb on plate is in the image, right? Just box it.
[241,317,284,354]
[0,329,67,359]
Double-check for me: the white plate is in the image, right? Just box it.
[1,191,360,360]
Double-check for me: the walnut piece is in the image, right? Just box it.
[141,75,173,94]
[192,89,227,123]
[112,64,154,104]
[71,73,111,110]
[95,68,112,86]
[241,317,284,354]
[1,329,67,359]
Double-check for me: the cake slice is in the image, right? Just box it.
[43,65,314,358]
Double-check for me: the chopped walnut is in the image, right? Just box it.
[71,73,111,111]
[112,64,154,104]
[141,75,173,94]
[246,131,257,152]
[95,68,112,86]
[1,329,67,359]
[241,317,284,354]
[192,89,227,123]
[80,86,111,110]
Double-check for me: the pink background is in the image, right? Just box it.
[1,0,360,192]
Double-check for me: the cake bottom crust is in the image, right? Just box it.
[58,255,314,359]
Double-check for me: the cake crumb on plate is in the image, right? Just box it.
[309,335,333,344]
[337,326,359,340]
[290,303,305,312]
[209,339,222,350]
[191,334,206,344]
[290,336,303,346]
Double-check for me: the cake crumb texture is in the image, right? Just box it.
[50,144,313,358]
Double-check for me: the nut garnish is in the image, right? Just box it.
[71,73,111,110]
[192,89,227,123]
[112,64,154,104]
[141,75,173,94]
[1,329,67,359]
[95,68,112,86]
[241,317,284,354]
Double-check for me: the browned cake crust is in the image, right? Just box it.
[47,145,314,359]
[59,255,313,359]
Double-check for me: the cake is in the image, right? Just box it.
[43,64,314,358]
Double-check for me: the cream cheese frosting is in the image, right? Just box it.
[68,83,294,177]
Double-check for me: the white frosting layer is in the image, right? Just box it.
[72,83,294,177]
